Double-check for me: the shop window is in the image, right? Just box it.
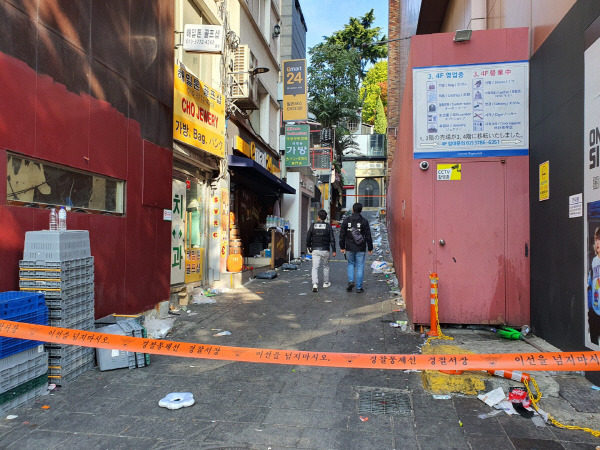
[185,181,206,250]
[6,154,125,214]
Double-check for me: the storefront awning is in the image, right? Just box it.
[228,155,296,195]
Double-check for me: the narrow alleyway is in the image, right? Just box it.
[1,212,599,449]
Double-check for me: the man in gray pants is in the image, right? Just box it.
[306,210,336,292]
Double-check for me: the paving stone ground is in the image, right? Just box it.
[1,211,599,449]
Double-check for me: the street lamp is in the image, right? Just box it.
[251,67,270,76]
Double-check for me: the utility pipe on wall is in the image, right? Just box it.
[471,0,487,30]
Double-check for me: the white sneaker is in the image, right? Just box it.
[312,284,318,292]
[323,282,331,288]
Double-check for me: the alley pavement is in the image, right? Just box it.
[2,212,600,449]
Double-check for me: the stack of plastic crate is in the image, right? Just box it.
[95,316,149,371]
[0,292,49,413]
[19,230,95,385]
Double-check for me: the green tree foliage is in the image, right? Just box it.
[360,61,388,125]
[374,95,387,134]
[308,9,387,159]
[308,42,362,131]
[325,9,387,80]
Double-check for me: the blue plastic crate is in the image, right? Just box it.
[0,292,46,320]
[0,308,49,359]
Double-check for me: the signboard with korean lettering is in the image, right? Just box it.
[282,59,307,121]
[285,125,309,167]
[183,24,224,53]
[171,180,186,285]
[173,65,225,157]
[584,25,600,351]
[413,61,529,158]
[234,136,280,174]
[436,163,461,181]
[539,161,549,201]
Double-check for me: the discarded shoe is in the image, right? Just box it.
[313,284,318,292]
[356,288,364,293]
[323,282,331,288]
[346,282,355,292]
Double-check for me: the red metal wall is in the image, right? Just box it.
[0,52,172,317]
[388,28,531,326]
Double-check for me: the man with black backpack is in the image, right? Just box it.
[339,203,373,293]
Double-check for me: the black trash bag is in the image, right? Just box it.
[255,271,278,279]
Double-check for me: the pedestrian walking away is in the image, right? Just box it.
[339,203,373,293]
[306,209,336,292]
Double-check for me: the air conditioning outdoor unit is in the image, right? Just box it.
[230,45,258,110]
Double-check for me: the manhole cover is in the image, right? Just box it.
[557,377,600,413]
[358,389,411,415]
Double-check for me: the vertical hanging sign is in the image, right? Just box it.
[171,180,186,285]
[220,188,229,273]
[539,161,549,201]
[285,124,310,167]
[584,21,600,351]
[282,59,307,121]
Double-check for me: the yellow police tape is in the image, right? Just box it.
[2,319,600,371]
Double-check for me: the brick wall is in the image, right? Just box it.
[387,0,419,179]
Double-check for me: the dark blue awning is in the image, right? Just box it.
[228,155,295,195]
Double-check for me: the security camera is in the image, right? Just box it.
[419,161,429,171]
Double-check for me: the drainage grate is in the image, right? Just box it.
[358,389,411,415]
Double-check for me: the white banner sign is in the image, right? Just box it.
[413,61,529,158]
[171,180,186,285]
[584,37,600,350]
[183,24,224,53]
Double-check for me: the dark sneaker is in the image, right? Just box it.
[356,288,364,293]
[346,282,355,292]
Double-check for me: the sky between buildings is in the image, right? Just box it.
[300,0,389,51]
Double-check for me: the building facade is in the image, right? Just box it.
[0,0,174,318]
[388,0,600,382]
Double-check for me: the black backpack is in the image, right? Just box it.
[349,223,365,245]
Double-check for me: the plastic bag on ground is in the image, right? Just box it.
[371,260,389,274]
[144,317,176,339]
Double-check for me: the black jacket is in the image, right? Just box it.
[339,212,373,252]
[306,220,336,252]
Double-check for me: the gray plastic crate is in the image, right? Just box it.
[20,257,94,270]
[23,230,91,262]
[48,349,95,376]
[48,298,93,319]
[48,346,93,367]
[46,343,84,358]
[95,323,137,371]
[94,317,146,368]
[48,309,95,328]
[19,273,94,290]
[0,381,48,413]
[0,345,48,394]
[19,265,94,279]
[25,282,94,300]
[65,317,95,332]
[49,360,94,386]
[45,291,94,309]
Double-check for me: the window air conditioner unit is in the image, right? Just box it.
[230,45,258,110]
